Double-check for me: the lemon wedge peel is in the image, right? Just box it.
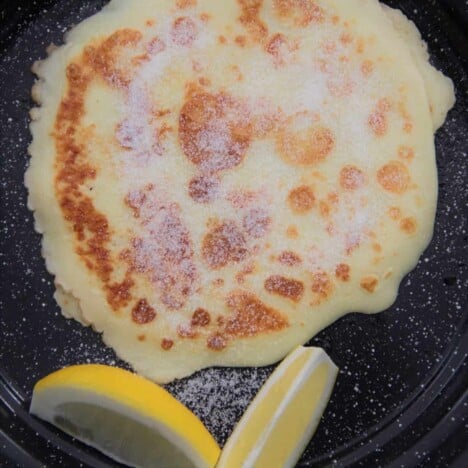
[30,364,220,468]
[217,346,338,468]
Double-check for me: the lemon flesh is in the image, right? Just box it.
[217,346,338,468]
[29,365,220,468]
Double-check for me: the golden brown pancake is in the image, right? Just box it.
[26,0,454,382]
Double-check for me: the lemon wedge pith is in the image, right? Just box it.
[217,346,338,468]
[30,364,220,468]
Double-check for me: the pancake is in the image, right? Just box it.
[26,0,455,383]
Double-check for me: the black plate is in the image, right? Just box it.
[1,1,467,466]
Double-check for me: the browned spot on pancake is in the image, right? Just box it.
[361,60,374,77]
[360,275,379,293]
[288,185,315,213]
[107,276,135,310]
[403,122,413,133]
[265,33,285,62]
[218,35,227,44]
[84,29,142,88]
[188,174,219,203]
[398,145,415,161]
[400,217,417,235]
[146,19,155,27]
[202,221,248,269]
[311,170,326,181]
[388,206,402,220]
[265,275,304,302]
[198,76,211,87]
[207,333,227,350]
[179,92,252,172]
[184,82,206,102]
[311,271,333,298]
[340,32,353,45]
[177,325,198,339]
[273,0,325,27]
[157,123,173,141]
[131,53,150,67]
[56,60,136,311]
[191,308,211,327]
[235,35,247,47]
[176,0,197,8]
[335,263,350,281]
[398,101,413,134]
[319,192,339,218]
[369,99,391,133]
[287,225,299,238]
[356,37,366,54]
[236,262,256,284]
[377,98,392,113]
[265,33,296,66]
[345,235,361,255]
[277,114,335,166]
[200,13,211,22]
[225,291,288,337]
[368,110,388,137]
[373,243,382,252]
[278,251,302,266]
[232,66,244,81]
[237,0,268,41]
[340,165,366,190]
[161,338,174,350]
[213,278,224,287]
[147,36,166,55]
[131,299,156,325]
[171,17,198,46]
[243,209,271,238]
[377,161,411,194]
[369,98,393,136]
[137,334,146,341]
[316,58,328,73]
[157,107,175,123]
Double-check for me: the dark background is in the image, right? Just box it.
[1,1,467,466]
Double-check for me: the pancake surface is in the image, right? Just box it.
[26,0,454,383]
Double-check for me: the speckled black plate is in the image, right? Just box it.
[0,1,467,467]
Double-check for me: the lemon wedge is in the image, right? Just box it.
[217,346,338,468]
[30,364,220,468]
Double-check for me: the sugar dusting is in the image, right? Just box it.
[171,17,198,47]
[197,117,244,173]
[167,366,272,445]
[115,51,172,166]
[126,186,198,310]
[116,13,215,171]
[106,0,426,339]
